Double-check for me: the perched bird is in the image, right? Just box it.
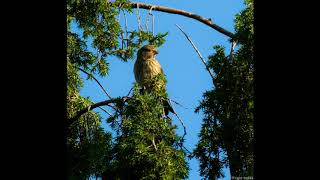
[134,44,174,116]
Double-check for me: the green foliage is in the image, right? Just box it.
[194,1,254,179]
[104,77,189,179]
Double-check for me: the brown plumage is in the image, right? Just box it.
[134,45,174,115]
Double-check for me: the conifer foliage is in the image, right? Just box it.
[193,0,254,179]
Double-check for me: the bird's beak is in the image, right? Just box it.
[154,50,158,54]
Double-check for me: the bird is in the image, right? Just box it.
[134,44,174,116]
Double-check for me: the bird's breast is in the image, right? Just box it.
[134,58,163,86]
[142,59,162,77]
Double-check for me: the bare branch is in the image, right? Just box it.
[173,112,187,143]
[136,3,142,31]
[149,6,156,36]
[170,99,188,110]
[78,67,112,100]
[98,106,113,117]
[118,8,125,50]
[122,10,129,48]
[127,87,133,97]
[171,112,192,155]
[129,2,234,38]
[175,24,215,80]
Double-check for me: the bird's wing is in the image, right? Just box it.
[134,59,143,84]
[153,59,164,75]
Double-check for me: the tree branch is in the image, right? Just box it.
[98,106,113,117]
[175,24,215,81]
[129,2,234,38]
[67,97,130,128]
[173,112,187,142]
[78,67,112,100]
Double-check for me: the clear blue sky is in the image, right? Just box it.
[73,0,245,179]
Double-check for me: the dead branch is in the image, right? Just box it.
[175,24,215,80]
[170,99,188,110]
[98,106,113,117]
[173,112,187,143]
[136,3,142,31]
[129,2,234,38]
[122,10,129,48]
[78,68,112,100]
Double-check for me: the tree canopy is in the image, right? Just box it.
[66,0,254,179]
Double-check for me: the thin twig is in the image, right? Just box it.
[182,145,192,155]
[149,6,155,36]
[78,67,112,100]
[118,7,125,50]
[98,106,113,117]
[152,13,154,36]
[127,87,133,96]
[170,99,188,110]
[175,24,215,80]
[173,112,187,143]
[122,10,129,48]
[145,11,149,31]
[136,3,142,32]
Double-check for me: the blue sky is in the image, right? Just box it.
[73,0,246,179]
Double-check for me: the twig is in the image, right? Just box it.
[173,112,187,144]
[152,13,154,36]
[127,87,133,96]
[175,24,215,80]
[122,10,129,48]
[149,6,155,36]
[136,3,142,32]
[170,99,188,110]
[118,7,125,50]
[98,106,113,117]
[145,11,150,31]
[78,67,112,100]
[182,145,192,155]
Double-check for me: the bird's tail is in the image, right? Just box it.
[162,99,175,116]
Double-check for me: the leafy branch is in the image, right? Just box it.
[67,97,131,128]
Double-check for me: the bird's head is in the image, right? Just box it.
[137,44,158,60]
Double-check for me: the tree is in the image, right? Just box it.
[193,0,254,179]
[66,0,253,179]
